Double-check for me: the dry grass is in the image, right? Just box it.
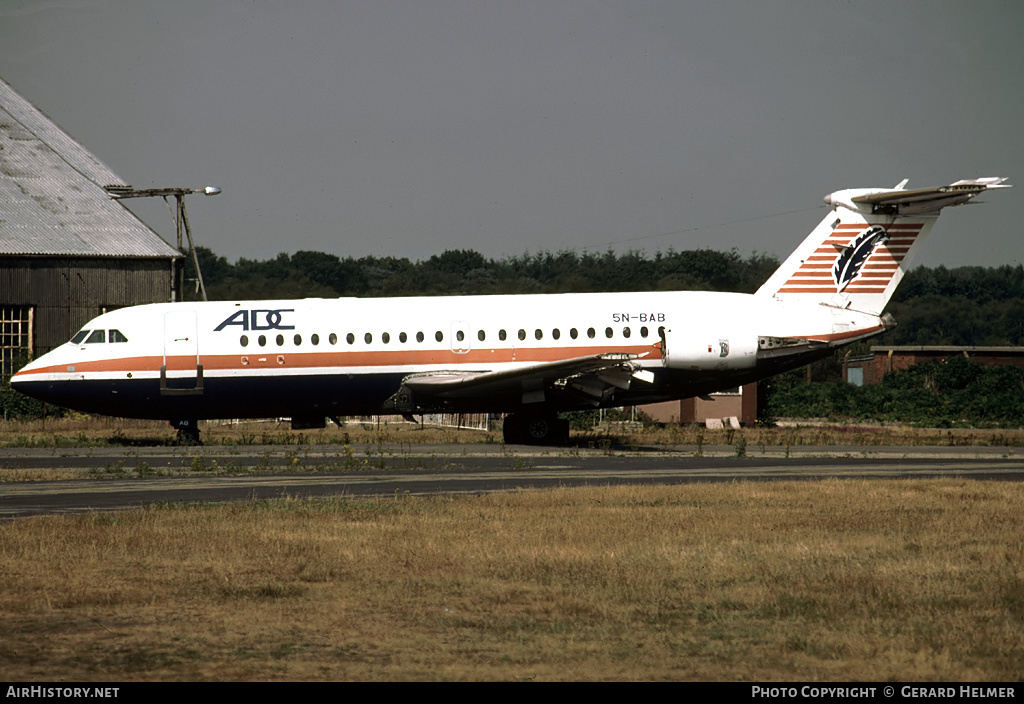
[0,417,497,448]
[1,480,1023,681]
[3,416,1024,449]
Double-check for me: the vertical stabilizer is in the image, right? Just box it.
[756,178,1010,315]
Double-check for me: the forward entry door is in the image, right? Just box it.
[161,310,203,394]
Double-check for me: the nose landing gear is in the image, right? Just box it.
[171,419,201,445]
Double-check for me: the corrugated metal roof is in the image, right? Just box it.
[0,77,181,258]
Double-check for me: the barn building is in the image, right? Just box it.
[0,77,182,379]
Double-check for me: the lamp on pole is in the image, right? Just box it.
[105,185,222,301]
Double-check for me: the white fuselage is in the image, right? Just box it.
[11,290,884,421]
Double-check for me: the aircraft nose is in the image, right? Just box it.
[9,365,33,395]
[8,361,34,390]
[8,354,60,402]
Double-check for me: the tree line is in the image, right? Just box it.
[189,246,780,299]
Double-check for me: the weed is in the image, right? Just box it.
[511,455,532,470]
[341,444,364,470]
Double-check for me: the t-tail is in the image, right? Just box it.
[756,177,1011,316]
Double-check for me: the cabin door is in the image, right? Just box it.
[161,310,204,395]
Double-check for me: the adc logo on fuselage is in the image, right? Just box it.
[214,309,295,332]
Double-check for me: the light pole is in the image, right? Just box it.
[105,185,222,301]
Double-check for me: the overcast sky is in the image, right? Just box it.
[1,0,1020,269]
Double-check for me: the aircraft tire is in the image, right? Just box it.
[176,427,202,446]
[502,414,524,444]
[505,414,569,446]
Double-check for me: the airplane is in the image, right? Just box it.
[10,177,1010,445]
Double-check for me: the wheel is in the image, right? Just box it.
[176,427,202,445]
[504,413,568,446]
[502,414,523,444]
[525,416,553,442]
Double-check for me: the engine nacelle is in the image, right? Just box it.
[661,325,758,370]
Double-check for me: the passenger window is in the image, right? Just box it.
[311,334,320,345]
[499,329,507,341]
[276,334,284,346]
[417,331,425,343]
[570,328,578,339]
[258,335,267,347]
[456,330,465,342]
[86,330,105,344]
[399,332,408,343]
[240,335,249,347]
[552,329,560,340]
[329,333,338,345]
[382,332,390,344]
[640,326,649,338]
[587,328,596,339]
[435,331,444,342]
[518,329,526,341]
[534,329,543,340]
[294,334,302,345]
[605,327,613,338]
[364,333,373,344]
[478,330,486,342]
[345,333,354,344]
[623,327,631,338]
[109,329,128,343]
[71,330,90,344]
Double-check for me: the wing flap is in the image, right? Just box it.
[382,351,656,413]
[403,352,648,400]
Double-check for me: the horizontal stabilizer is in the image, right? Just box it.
[853,177,1010,211]
[826,177,1010,216]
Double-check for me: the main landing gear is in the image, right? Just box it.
[502,413,570,446]
[171,419,201,445]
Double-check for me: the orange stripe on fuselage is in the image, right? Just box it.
[803,324,885,343]
[16,343,663,377]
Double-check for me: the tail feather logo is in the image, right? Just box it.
[832,226,889,292]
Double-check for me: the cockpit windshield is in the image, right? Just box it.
[70,329,128,344]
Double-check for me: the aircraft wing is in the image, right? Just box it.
[385,352,655,410]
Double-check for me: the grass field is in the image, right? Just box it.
[3,416,1024,450]
[2,480,1023,681]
